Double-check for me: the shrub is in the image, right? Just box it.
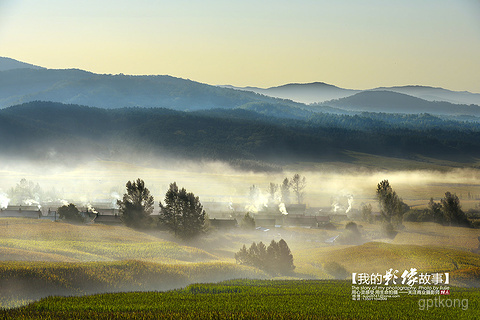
[382,222,398,239]
[240,212,255,230]
[338,222,362,245]
[235,239,295,275]
[323,261,349,279]
[57,203,84,223]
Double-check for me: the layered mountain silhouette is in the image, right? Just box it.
[2,57,480,170]
[0,57,44,71]
[1,57,479,117]
[222,82,480,106]
[371,86,480,106]
[314,91,480,116]
[220,82,360,104]
[0,58,304,111]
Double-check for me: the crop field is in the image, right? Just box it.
[0,260,267,308]
[0,218,217,263]
[1,217,480,315]
[1,280,479,319]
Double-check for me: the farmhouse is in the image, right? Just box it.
[94,214,123,225]
[315,215,331,226]
[255,217,276,227]
[330,214,348,222]
[40,208,58,221]
[0,205,41,219]
[285,214,317,227]
[286,204,307,215]
[209,218,238,229]
[95,208,120,216]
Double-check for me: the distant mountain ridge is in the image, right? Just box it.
[222,82,480,106]
[0,66,304,111]
[219,82,360,104]
[1,57,479,116]
[315,91,480,116]
[370,86,480,106]
[0,57,44,71]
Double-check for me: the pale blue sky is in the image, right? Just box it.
[1,0,479,91]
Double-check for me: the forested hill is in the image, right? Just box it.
[2,101,480,169]
[316,91,480,116]
[0,67,304,110]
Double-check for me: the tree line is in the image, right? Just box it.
[248,173,307,210]
[56,178,207,239]
[235,239,295,275]
[4,101,480,169]
[362,180,473,230]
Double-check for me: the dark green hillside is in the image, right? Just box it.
[3,101,480,168]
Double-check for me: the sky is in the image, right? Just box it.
[0,0,479,92]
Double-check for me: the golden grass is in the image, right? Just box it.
[393,222,480,250]
[1,218,480,286]
[0,219,218,264]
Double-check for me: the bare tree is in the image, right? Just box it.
[268,182,278,205]
[281,178,290,204]
[290,174,306,205]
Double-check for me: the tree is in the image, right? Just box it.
[323,261,349,280]
[234,244,249,265]
[159,182,206,239]
[290,174,306,204]
[267,183,278,205]
[361,203,373,223]
[441,192,470,227]
[276,239,295,274]
[280,178,290,205]
[117,178,154,229]
[57,203,84,223]
[235,239,295,275]
[428,198,443,224]
[8,178,43,205]
[240,212,255,230]
[338,221,362,244]
[376,180,407,227]
[249,185,260,204]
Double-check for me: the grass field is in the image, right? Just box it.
[1,279,479,319]
[0,218,217,263]
[0,260,267,308]
[0,215,480,319]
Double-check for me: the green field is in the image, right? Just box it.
[1,280,479,319]
[1,218,480,317]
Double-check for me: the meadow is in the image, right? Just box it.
[1,280,479,319]
[1,217,480,312]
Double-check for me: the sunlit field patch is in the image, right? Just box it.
[2,280,479,319]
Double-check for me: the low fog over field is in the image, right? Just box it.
[2,156,480,211]
[2,155,480,308]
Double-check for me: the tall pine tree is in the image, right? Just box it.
[159,182,206,239]
[117,178,154,229]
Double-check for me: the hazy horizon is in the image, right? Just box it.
[1,1,479,92]
[2,156,480,215]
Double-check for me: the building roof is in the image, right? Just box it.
[315,216,330,222]
[94,215,123,225]
[0,210,41,218]
[4,205,40,211]
[209,218,237,229]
